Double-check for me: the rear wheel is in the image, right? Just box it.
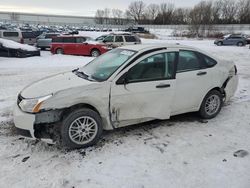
[61,108,103,149]
[91,49,100,57]
[199,90,223,119]
[56,48,64,54]
[237,42,244,46]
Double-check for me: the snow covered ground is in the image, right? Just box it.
[0,37,250,188]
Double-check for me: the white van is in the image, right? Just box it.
[0,30,23,43]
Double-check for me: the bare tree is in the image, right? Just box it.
[126,1,146,24]
[158,3,175,24]
[95,9,105,24]
[219,0,238,24]
[112,9,124,25]
[103,8,111,24]
[146,4,159,24]
[237,0,250,24]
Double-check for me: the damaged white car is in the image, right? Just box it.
[14,44,238,149]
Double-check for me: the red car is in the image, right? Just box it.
[51,36,111,57]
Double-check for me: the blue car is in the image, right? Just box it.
[214,34,247,46]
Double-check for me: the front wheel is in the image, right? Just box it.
[61,108,103,149]
[199,90,223,119]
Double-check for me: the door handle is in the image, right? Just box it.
[197,71,207,76]
[156,84,170,88]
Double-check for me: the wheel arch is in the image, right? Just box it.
[198,87,224,110]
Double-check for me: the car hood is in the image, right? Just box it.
[21,71,94,98]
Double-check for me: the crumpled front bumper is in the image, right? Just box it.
[13,104,36,139]
[13,104,54,144]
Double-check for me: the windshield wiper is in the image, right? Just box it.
[72,69,96,81]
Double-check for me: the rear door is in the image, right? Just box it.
[110,50,178,127]
[171,50,217,115]
[76,37,89,55]
[62,37,76,54]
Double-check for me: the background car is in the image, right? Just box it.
[0,30,23,43]
[214,34,247,46]
[51,36,111,57]
[21,31,41,45]
[36,33,60,50]
[102,33,141,47]
[0,38,40,57]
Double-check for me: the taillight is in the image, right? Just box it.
[20,38,24,44]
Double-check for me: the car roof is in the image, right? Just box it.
[118,44,197,52]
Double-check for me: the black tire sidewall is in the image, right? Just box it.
[61,108,103,149]
[199,90,223,119]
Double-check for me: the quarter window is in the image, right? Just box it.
[127,52,176,82]
[76,37,86,43]
[124,36,136,42]
[177,50,201,72]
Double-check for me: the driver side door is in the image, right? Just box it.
[110,50,178,127]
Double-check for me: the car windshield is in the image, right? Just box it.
[78,48,136,81]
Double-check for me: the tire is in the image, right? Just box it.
[56,48,64,54]
[91,49,100,57]
[199,90,223,119]
[237,42,244,47]
[217,41,223,46]
[61,108,103,149]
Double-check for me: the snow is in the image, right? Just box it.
[0,38,37,51]
[0,35,250,188]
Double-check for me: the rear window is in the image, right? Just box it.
[124,36,137,42]
[52,37,63,43]
[3,32,19,37]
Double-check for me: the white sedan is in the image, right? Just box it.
[14,44,238,149]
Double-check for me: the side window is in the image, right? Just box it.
[76,37,86,43]
[124,36,136,42]
[115,36,123,42]
[63,37,75,43]
[104,35,114,42]
[127,52,176,82]
[177,50,201,73]
[52,37,63,43]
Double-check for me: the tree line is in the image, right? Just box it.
[95,0,250,25]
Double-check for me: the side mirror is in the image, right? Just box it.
[83,42,88,45]
[116,72,129,85]
[103,40,107,43]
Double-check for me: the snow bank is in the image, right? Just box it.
[0,38,37,51]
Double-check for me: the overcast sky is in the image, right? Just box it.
[0,0,206,16]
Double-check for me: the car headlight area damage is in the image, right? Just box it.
[14,94,62,143]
